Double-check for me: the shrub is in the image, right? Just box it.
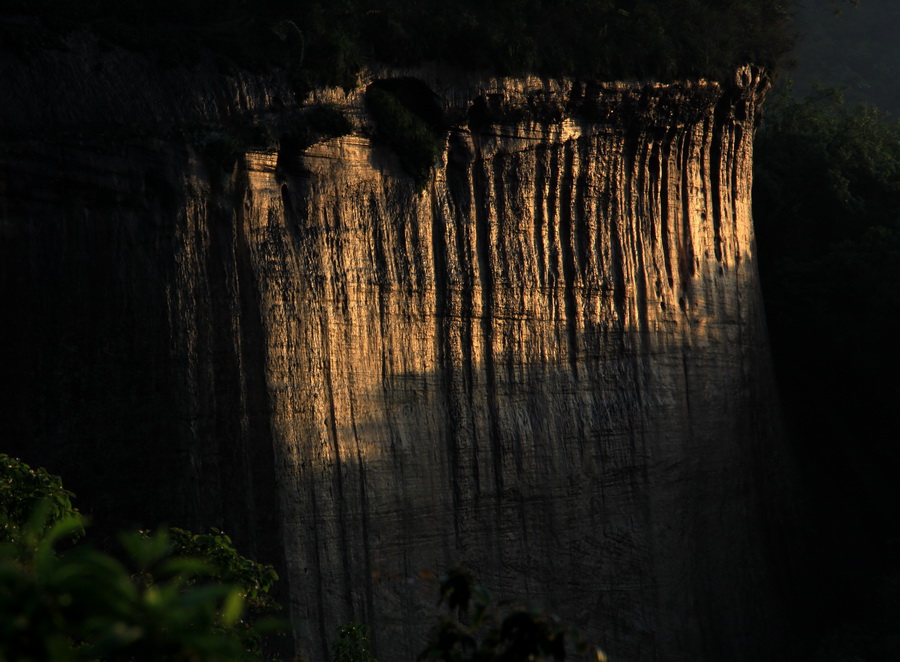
[0,456,283,661]
[0,511,252,661]
[419,565,606,662]
[333,622,378,662]
[0,454,80,545]
[0,0,795,86]
[281,103,353,150]
[167,528,279,606]
[365,87,441,188]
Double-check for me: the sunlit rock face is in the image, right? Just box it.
[1,44,791,661]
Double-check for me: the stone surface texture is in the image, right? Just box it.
[1,41,792,662]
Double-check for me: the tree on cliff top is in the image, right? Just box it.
[0,0,793,87]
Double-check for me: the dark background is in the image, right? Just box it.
[754,1,900,658]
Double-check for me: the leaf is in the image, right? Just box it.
[119,529,173,570]
[219,588,244,627]
[158,557,216,580]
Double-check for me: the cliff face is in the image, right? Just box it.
[1,42,790,662]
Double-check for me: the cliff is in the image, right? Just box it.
[0,39,792,662]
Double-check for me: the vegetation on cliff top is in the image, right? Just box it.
[0,0,793,87]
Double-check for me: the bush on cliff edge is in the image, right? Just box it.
[365,86,441,188]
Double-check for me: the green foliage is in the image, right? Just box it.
[302,104,353,140]
[1,457,607,662]
[351,0,792,82]
[280,103,354,151]
[0,456,283,661]
[188,103,352,175]
[0,454,81,545]
[365,87,440,187]
[418,565,605,662]
[0,0,794,87]
[303,103,353,138]
[756,89,900,240]
[0,509,250,661]
[166,527,280,623]
[332,622,377,662]
[160,528,284,661]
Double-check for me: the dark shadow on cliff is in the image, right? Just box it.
[0,138,292,655]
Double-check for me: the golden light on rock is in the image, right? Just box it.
[157,67,788,660]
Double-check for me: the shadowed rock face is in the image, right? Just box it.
[1,43,792,662]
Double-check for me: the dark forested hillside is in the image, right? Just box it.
[754,4,900,656]
[1,0,792,87]
[789,0,900,114]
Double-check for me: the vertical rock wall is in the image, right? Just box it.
[0,50,791,661]
[226,68,786,661]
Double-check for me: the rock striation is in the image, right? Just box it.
[1,41,791,662]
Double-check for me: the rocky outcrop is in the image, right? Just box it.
[1,41,791,661]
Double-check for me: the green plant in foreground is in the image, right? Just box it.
[419,565,605,662]
[0,510,250,661]
[0,456,283,661]
[0,458,604,661]
[165,527,284,658]
[333,622,378,662]
[0,454,81,545]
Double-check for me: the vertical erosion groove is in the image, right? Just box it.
[546,142,561,303]
[321,293,355,618]
[659,128,675,288]
[607,157,628,330]
[534,145,548,290]
[558,140,580,376]
[307,480,330,659]
[647,137,663,304]
[732,123,744,249]
[234,173,286,581]
[711,95,735,265]
[679,130,696,284]
[448,133,481,500]
[633,135,651,337]
[474,150,503,497]
[433,143,463,538]
[348,392,375,646]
